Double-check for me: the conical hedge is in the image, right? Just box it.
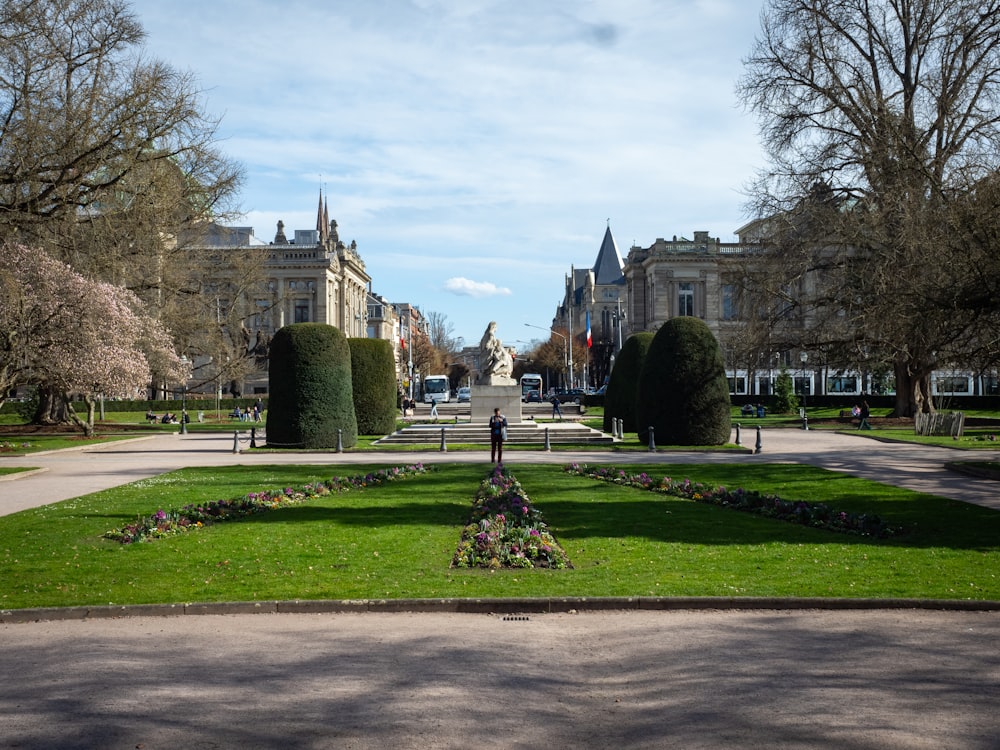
[603,332,654,433]
[636,318,731,446]
[348,337,398,435]
[266,323,358,449]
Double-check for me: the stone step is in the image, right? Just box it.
[374,421,615,446]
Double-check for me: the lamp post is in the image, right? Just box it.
[800,351,808,407]
[525,323,568,390]
[179,355,189,435]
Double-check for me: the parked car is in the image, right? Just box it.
[525,389,543,403]
[456,386,471,403]
[556,388,587,404]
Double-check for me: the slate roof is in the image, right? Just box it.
[592,225,625,285]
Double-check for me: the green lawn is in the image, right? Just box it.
[854,428,1000,448]
[2,461,997,610]
[0,434,142,455]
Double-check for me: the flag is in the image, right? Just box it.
[400,335,406,350]
[585,310,592,348]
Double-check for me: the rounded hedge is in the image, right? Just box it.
[636,317,731,446]
[603,332,654,433]
[266,323,357,449]
[348,337,398,435]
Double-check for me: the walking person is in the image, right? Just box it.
[858,400,872,430]
[430,398,439,422]
[550,394,563,421]
[489,407,508,464]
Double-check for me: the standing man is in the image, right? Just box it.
[550,394,563,421]
[489,407,508,464]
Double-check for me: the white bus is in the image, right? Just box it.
[423,375,451,403]
[520,373,543,401]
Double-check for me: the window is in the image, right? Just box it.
[935,376,970,394]
[984,375,999,396]
[294,300,310,323]
[827,376,859,394]
[678,283,694,317]
[721,284,738,320]
[252,299,271,329]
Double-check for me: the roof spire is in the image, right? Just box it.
[323,197,330,244]
[592,224,625,285]
[316,188,324,235]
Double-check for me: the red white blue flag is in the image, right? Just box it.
[586,310,592,348]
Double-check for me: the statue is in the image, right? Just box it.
[477,321,515,385]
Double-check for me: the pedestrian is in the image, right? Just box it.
[430,398,439,422]
[489,407,508,464]
[550,394,562,421]
[858,400,872,430]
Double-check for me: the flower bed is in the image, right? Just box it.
[565,464,898,538]
[452,465,572,569]
[104,464,428,544]
[0,441,33,452]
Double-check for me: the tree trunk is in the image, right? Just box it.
[33,386,72,424]
[75,396,97,438]
[893,361,935,417]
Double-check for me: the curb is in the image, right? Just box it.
[3,596,999,623]
[0,467,48,482]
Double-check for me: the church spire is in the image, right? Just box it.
[593,224,625,285]
[323,197,330,244]
[316,188,325,239]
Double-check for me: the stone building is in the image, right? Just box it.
[185,194,390,394]
[556,225,801,395]
[552,225,628,387]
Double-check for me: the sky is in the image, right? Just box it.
[131,0,768,349]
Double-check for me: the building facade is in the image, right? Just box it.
[186,194,424,395]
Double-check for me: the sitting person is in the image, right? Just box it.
[756,403,766,418]
[740,403,755,417]
[145,409,157,423]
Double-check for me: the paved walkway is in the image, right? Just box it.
[2,427,999,748]
[2,426,1000,516]
[2,608,998,748]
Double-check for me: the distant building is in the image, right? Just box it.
[184,192,422,394]
[552,225,628,387]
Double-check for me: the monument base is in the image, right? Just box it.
[471,385,522,424]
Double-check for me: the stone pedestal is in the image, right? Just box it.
[471,385,522,423]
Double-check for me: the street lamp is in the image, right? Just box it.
[525,323,569,389]
[800,351,809,407]
[178,355,190,435]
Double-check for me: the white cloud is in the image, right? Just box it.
[443,278,513,298]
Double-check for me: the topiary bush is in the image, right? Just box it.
[348,337,398,435]
[266,323,358,449]
[636,317,731,446]
[603,332,654,433]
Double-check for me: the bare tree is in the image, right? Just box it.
[738,0,1000,415]
[0,0,245,421]
[426,310,462,356]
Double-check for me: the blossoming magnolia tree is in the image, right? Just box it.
[0,243,188,434]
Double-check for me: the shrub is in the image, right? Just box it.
[348,337,398,435]
[266,323,357,449]
[772,367,800,414]
[636,317,731,445]
[602,332,654,433]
